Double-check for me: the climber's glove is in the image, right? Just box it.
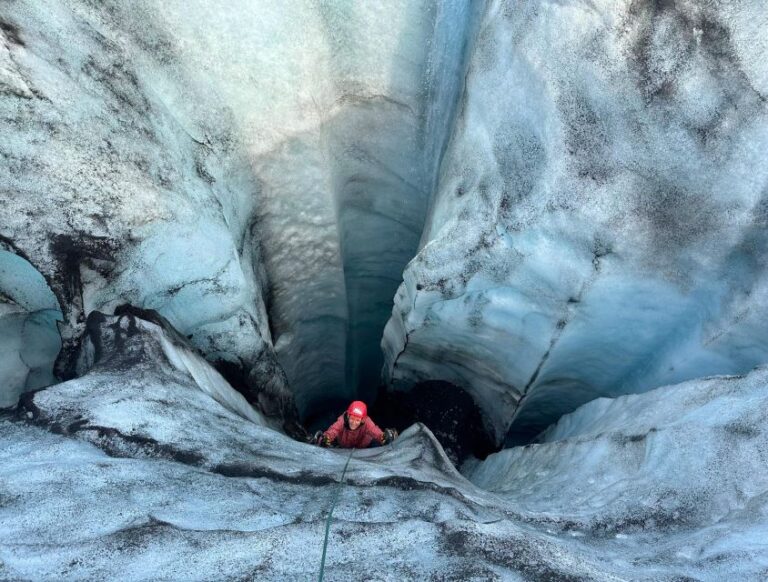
[312,430,329,446]
[382,428,398,445]
[313,431,332,447]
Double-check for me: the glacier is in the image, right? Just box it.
[1,312,766,579]
[0,0,478,422]
[2,0,768,579]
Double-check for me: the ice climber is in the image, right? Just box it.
[313,401,398,448]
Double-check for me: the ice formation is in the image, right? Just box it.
[383,0,768,444]
[2,315,766,578]
[468,366,768,543]
[0,249,62,407]
[2,0,768,579]
[0,0,480,421]
[0,0,292,421]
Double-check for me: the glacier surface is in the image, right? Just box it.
[2,313,767,580]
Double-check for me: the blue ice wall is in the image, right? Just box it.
[383,0,768,444]
[0,250,62,407]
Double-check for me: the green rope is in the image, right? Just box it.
[318,449,355,582]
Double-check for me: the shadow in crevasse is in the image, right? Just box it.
[370,380,498,467]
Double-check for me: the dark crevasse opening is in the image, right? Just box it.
[304,380,498,466]
[371,380,498,465]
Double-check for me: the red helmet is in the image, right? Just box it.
[347,401,367,420]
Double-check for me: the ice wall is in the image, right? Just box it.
[0,0,476,422]
[197,0,477,415]
[8,0,767,442]
[139,0,476,417]
[0,0,295,422]
[383,0,768,444]
[0,248,62,407]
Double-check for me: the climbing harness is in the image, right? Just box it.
[317,448,355,582]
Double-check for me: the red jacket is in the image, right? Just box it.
[323,414,384,448]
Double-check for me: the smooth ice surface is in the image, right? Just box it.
[0,250,62,407]
[383,0,768,443]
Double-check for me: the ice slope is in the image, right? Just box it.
[467,365,768,579]
[383,0,768,444]
[4,311,767,580]
[468,366,768,528]
[1,309,612,580]
[0,420,620,581]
